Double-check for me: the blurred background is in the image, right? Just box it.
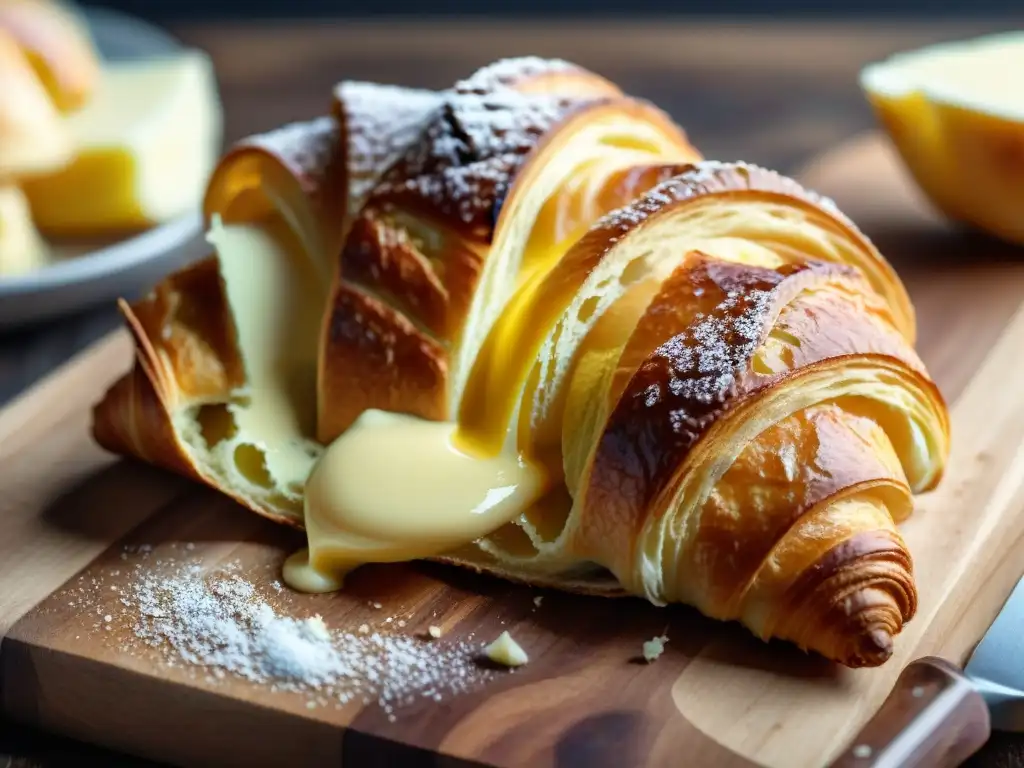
[76,0,1023,18]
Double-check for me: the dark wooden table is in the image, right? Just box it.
[1,17,1022,768]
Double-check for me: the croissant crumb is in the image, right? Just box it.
[642,635,669,663]
[484,631,529,668]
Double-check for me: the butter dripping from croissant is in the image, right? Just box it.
[284,411,549,592]
[286,157,699,591]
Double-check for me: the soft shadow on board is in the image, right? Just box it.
[40,459,190,541]
[420,559,839,681]
[40,456,303,551]
[420,558,718,654]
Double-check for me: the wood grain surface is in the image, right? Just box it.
[2,17,1024,768]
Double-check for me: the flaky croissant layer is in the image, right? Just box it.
[91,57,950,669]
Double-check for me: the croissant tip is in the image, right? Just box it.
[846,626,894,668]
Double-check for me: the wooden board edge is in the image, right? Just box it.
[0,637,489,768]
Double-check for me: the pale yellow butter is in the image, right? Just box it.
[23,50,222,235]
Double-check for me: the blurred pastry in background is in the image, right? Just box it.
[0,0,100,112]
[0,27,70,179]
[0,25,68,275]
[862,32,1024,246]
[0,0,223,277]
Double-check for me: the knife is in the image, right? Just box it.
[831,576,1024,768]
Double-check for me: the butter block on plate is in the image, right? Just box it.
[23,49,223,236]
[0,184,50,276]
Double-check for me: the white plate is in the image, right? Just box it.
[0,8,211,330]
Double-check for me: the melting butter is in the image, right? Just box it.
[283,410,548,593]
[282,548,349,593]
[206,214,323,494]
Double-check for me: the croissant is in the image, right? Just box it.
[91,59,950,668]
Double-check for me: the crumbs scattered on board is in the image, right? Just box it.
[642,634,669,663]
[54,543,491,722]
[53,543,678,719]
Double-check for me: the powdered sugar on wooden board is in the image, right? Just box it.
[53,544,492,721]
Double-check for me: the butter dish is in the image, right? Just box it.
[0,6,219,329]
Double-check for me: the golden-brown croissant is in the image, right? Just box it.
[91,59,950,668]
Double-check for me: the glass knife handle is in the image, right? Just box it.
[830,656,991,768]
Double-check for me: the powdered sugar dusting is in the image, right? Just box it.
[592,160,844,233]
[453,56,577,94]
[648,286,772,410]
[595,264,783,483]
[55,545,491,719]
[243,116,339,198]
[373,74,584,229]
[336,82,443,215]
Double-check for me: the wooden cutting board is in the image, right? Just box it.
[2,132,1024,768]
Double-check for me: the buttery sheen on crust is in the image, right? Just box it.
[91,60,951,669]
